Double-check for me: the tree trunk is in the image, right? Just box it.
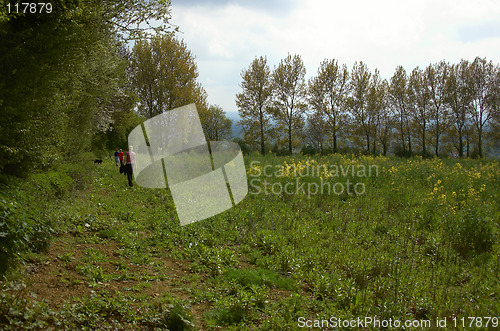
[478,127,483,158]
[408,134,412,155]
[466,131,470,158]
[434,119,440,156]
[288,123,293,155]
[422,127,426,156]
[259,108,265,155]
[332,116,337,153]
[458,129,463,158]
[400,115,406,152]
[366,132,370,154]
[399,112,406,153]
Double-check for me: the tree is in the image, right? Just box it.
[469,57,499,157]
[349,61,372,153]
[103,0,176,40]
[425,61,449,156]
[271,54,307,154]
[376,79,394,156]
[199,105,232,141]
[408,67,431,155]
[445,60,472,157]
[489,67,500,150]
[0,0,158,175]
[130,34,204,118]
[389,66,412,156]
[365,69,389,154]
[305,112,328,154]
[308,59,349,153]
[236,56,272,154]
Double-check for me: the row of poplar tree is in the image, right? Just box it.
[236,55,500,158]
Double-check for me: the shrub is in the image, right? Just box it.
[0,158,94,275]
[223,267,295,290]
[300,145,317,155]
[394,144,413,158]
[0,197,52,275]
[445,209,494,257]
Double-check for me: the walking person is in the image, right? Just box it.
[114,149,119,166]
[125,146,136,187]
[118,148,124,166]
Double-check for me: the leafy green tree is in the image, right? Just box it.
[305,111,328,154]
[367,74,390,155]
[130,34,204,118]
[103,0,176,40]
[408,67,431,155]
[490,67,500,149]
[389,65,413,156]
[199,105,232,141]
[271,54,307,154]
[349,61,372,153]
[425,61,449,156]
[469,57,499,158]
[308,59,349,153]
[0,0,162,175]
[445,60,473,157]
[375,80,392,156]
[236,56,272,154]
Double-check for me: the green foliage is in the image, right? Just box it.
[0,1,165,177]
[189,245,239,276]
[1,154,499,329]
[270,54,307,154]
[199,104,233,141]
[0,197,52,275]
[224,268,295,290]
[236,56,499,157]
[204,285,269,327]
[0,157,95,275]
[130,34,206,118]
[0,287,55,330]
[232,137,251,155]
[300,144,317,155]
[308,59,350,154]
[140,295,194,330]
[445,209,494,257]
[236,56,273,154]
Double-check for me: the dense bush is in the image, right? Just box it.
[0,157,95,276]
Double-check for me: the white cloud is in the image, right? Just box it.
[171,0,500,113]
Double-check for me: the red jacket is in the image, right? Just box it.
[125,151,135,164]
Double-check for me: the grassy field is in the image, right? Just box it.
[1,154,499,329]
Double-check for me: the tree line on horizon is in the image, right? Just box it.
[2,0,499,184]
[236,55,500,158]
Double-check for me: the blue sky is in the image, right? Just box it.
[170,0,500,114]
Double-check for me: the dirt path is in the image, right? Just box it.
[18,232,210,328]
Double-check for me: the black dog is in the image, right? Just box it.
[93,159,103,164]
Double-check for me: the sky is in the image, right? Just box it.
[170,0,500,114]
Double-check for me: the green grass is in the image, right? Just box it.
[1,154,499,329]
[223,267,295,290]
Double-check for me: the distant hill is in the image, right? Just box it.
[226,111,243,138]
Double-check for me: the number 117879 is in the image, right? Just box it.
[452,316,498,328]
[6,2,53,14]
